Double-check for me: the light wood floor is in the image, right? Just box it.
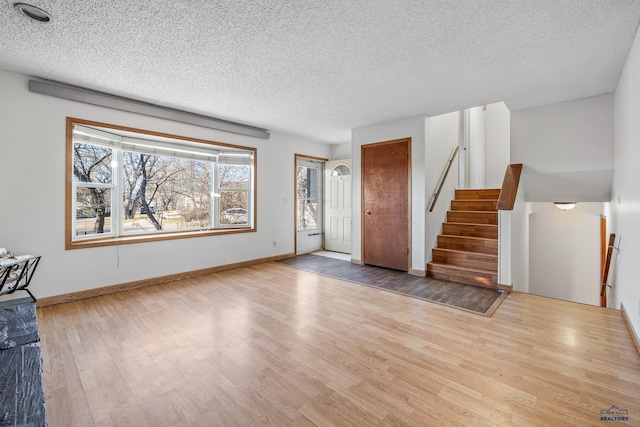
[37,262,640,426]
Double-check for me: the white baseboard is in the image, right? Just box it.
[620,302,640,357]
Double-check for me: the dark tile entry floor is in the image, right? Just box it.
[277,254,507,316]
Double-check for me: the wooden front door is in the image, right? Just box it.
[362,138,410,271]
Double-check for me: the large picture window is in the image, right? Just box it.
[67,118,256,249]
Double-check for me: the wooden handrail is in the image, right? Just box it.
[601,233,616,307]
[496,163,523,210]
[429,146,459,212]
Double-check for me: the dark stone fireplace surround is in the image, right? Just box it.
[0,296,46,426]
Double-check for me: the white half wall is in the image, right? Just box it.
[468,106,486,188]
[508,188,530,293]
[351,115,426,273]
[486,102,511,189]
[0,69,330,298]
[511,93,614,202]
[612,23,640,341]
[529,202,602,306]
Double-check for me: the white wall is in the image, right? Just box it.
[468,106,486,188]
[459,102,511,190]
[351,108,498,271]
[511,94,614,174]
[612,23,640,340]
[0,69,330,298]
[509,96,614,297]
[330,142,351,160]
[351,115,426,273]
[529,202,602,306]
[486,102,511,188]
[511,94,614,202]
[425,111,459,258]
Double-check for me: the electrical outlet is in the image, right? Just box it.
[273,240,277,247]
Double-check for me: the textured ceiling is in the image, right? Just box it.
[1,1,639,144]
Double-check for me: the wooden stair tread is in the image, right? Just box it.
[427,261,496,275]
[454,199,498,202]
[433,248,497,259]
[443,222,499,239]
[454,189,501,200]
[445,222,497,227]
[438,234,497,242]
[437,235,498,255]
[450,201,498,214]
[447,211,498,224]
[447,210,498,215]
[431,188,503,289]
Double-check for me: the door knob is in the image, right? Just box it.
[365,210,371,215]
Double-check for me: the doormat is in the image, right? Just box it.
[277,254,507,317]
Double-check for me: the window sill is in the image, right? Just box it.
[66,227,255,250]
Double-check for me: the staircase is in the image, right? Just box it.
[427,189,500,289]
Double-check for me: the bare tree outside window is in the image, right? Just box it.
[297,166,318,230]
[122,153,211,233]
[73,143,113,236]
